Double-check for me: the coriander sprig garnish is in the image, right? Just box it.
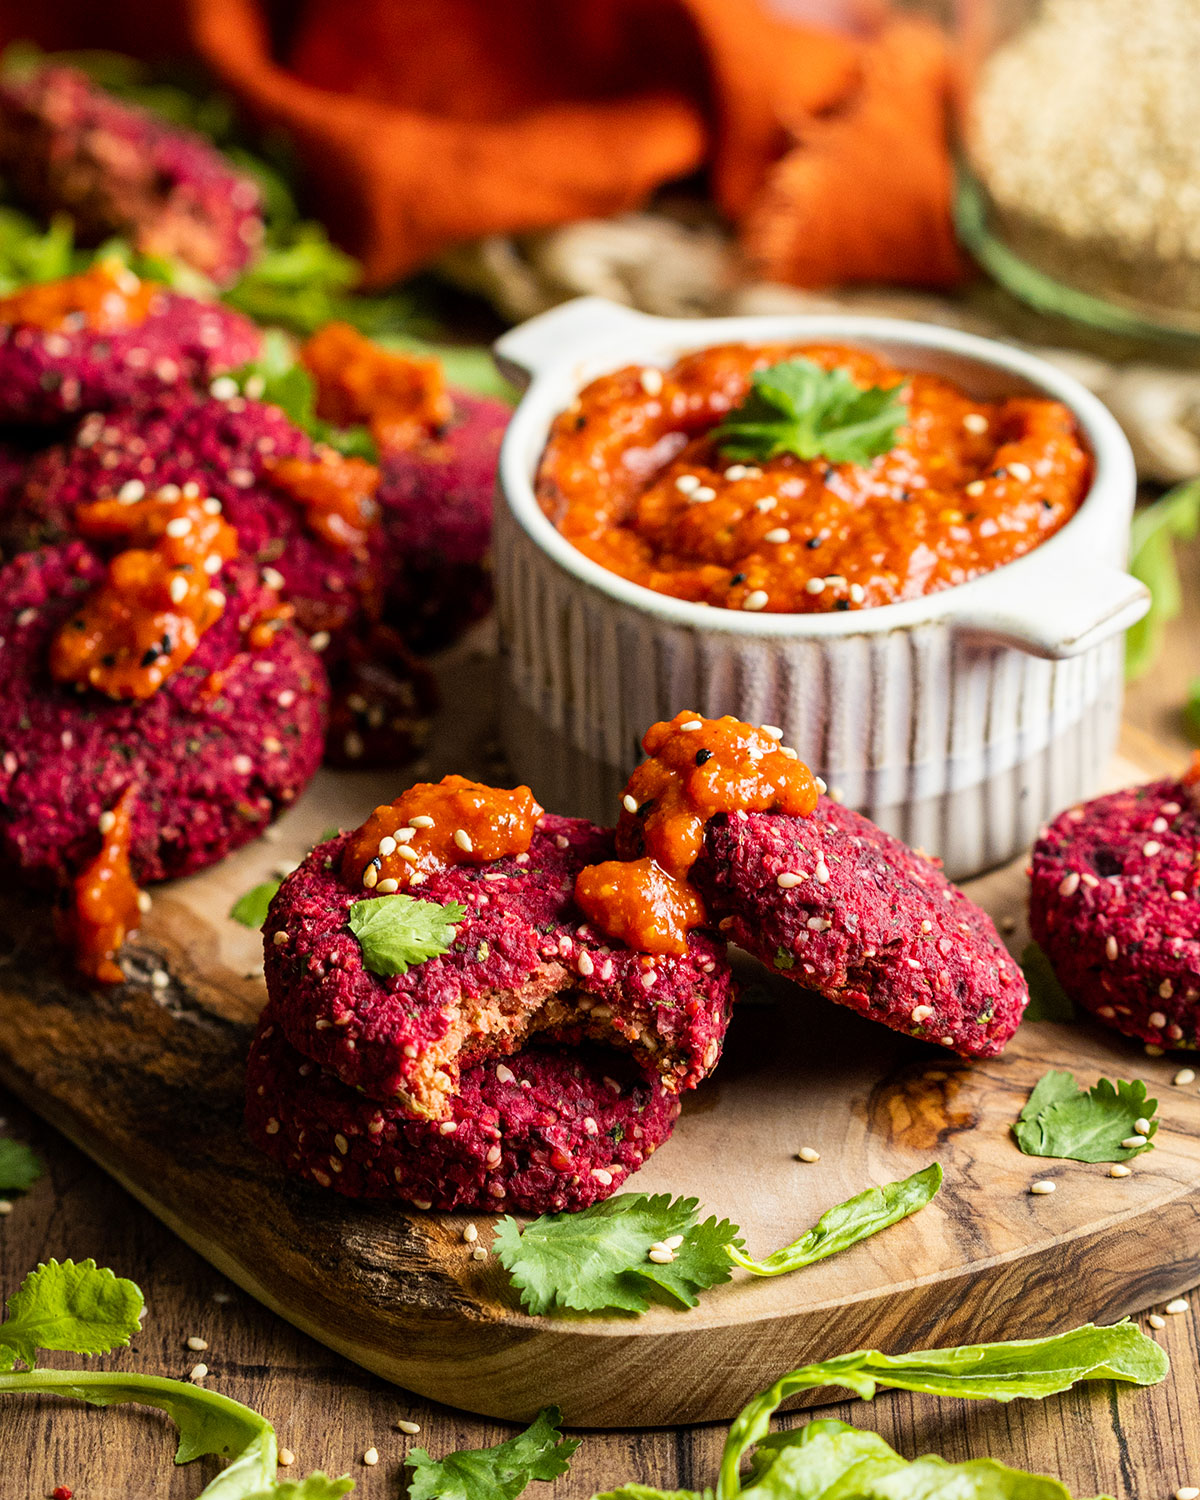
[1013,1070,1159,1163]
[711,358,908,468]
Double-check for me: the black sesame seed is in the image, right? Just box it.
[140,648,158,667]
[1042,498,1053,510]
[806,536,822,549]
[695,748,713,766]
[992,467,1008,479]
[574,414,587,431]
[834,598,850,611]
[730,572,747,586]
[636,799,655,819]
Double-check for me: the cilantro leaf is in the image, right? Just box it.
[347,895,465,977]
[715,1321,1165,1498]
[1019,943,1077,1023]
[494,1193,742,1315]
[735,1418,1103,1500]
[727,1164,941,1277]
[1127,477,1200,678]
[712,359,907,468]
[406,1406,578,1500]
[0,1259,143,1371]
[228,331,377,461]
[230,879,283,930]
[0,1138,42,1194]
[1013,1070,1158,1162]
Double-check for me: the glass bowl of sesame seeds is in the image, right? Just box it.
[956,0,1200,340]
[490,297,1145,880]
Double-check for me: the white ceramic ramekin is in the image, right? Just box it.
[492,298,1147,878]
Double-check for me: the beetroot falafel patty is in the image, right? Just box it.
[264,815,733,1119]
[377,390,506,650]
[247,1011,679,1212]
[0,540,327,885]
[692,800,1027,1057]
[0,285,261,427]
[1030,775,1200,1048]
[13,393,382,644]
[0,66,264,286]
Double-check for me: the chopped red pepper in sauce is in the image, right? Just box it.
[264,451,380,554]
[50,490,238,700]
[536,343,1092,613]
[301,321,452,450]
[574,712,819,955]
[71,787,142,985]
[0,261,161,333]
[341,774,543,893]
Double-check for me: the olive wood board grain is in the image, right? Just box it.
[0,647,1195,1429]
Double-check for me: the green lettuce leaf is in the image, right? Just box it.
[712,360,907,467]
[0,1138,43,1194]
[230,879,283,930]
[347,895,465,977]
[244,1477,355,1500]
[1126,477,1200,679]
[0,1259,143,1371]
[728,1164,940,1277]
[406,1406,578,1500]
[494,1193,743,1315]
[1013,1071,1158,1162]
[1019,943,1077,1023]
[715,1322,1166,1498]
[227,329,377,460]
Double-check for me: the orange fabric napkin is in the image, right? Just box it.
[0,0,963,291]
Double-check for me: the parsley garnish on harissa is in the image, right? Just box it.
[711,357,908,466]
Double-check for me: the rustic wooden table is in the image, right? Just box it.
[4,544,1200,1500]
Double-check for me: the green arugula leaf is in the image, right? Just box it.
[1127,477,1200,679]
[714,1322,1165,1499]
[0,1138,43,1194]
[495,1194,743,1315]
[406,1406,578,1500]
[712,360,907,468]
[727,1164,941,1277]
[1019,943,1077,1023]
[0,1260,143,1371]
[735,1418,1105,1500]
[347,895,465,978]
[1013,1071,1158,1162]
[230,879,283,930]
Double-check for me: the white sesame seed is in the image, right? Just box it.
[1144,840,1162,857]
[165,516,192,538]
[692,486,717,502]
[591,1168,613,1184]
[796,1147,821,1163]
[1106,936,1119,960]
[471,1245,488,1260]
[1135,1117,1152,1135]
[232,754,253,775]
[648,1247,677,1264]
[622,794,638,814]
[640,368,663,395]
[805,577,826,595]
[1058,872,1080,897]
[378,836,397,857]
[496,1064,516,1084]
[376,878,399,894]
[309,630,330,652]
[1108,1163,1132,1178]
[363,1448,379,1466]
[278,1448,295,1467]
[680,719,702,731]
[743,589,769,611]
[151,969,170,989]
[724,465,747,481]
[911,1005,935,1024]
[394,826,417,842]
[762,527,790,544]
[397,1419,422,1435]
[1120,1135,1147,1149]
[186,1336,209,1351]
[761,724,783,739]
[965,479,986,496]
[963,412,989,433]
[807,915,831,931]
[453,829,474,853]
[754,495,777,513]
[189,1363,208,1381]
[1149,1010,1168,1027]
[1029,1180,1056,1195]
[577,951,594,977]
[98,809,117,835]
[776,871,803,889]
[396,844,419,863]
[137,891,152,913]
[1174,1068,1196,1086]
[1149,1313,1167,1328]
[675,474,700,494]
[169,574,189,605]
[815,860,830,884]
[1174,1488,1200,1500]
[362,865,379,889]
[920,919,932,933]
[849,583,865,604]
[0,1201,11,1216]
[118,479,146,502]
[262,565,286,591]
[662,1234,685,1250]
[1167,1298,1190,1314]
[1007,461,1033,483]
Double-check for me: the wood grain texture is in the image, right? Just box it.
[0,716,1196,1428]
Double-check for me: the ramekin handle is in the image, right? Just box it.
[949,555,1149,659]
[493,297,658,389]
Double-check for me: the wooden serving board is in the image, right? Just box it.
[0,642,1197,1429]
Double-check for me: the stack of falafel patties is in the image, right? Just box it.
[247,814,736,1214]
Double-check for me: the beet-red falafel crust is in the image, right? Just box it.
[1031,774,1200,1048]
[247,1012,680,1213]
[0,283,261,426]
[693,800,1027,1057]
[264,816,734,1119]
[0,66,264,286]
[0,540,327,886]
